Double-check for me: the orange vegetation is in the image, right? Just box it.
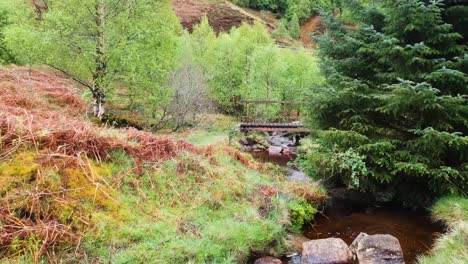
[0,66,198,259]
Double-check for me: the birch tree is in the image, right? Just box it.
[4,0,180,119]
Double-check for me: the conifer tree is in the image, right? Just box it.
[304,0,467,205]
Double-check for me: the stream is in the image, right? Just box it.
[250,150,444,264]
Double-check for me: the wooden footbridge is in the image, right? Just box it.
[239,100,309,134]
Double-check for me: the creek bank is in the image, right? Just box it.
[304,190,444,263]
[245,134,443,264]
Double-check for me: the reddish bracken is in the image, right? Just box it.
[0,66,197,167]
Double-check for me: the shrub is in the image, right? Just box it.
[288,198,317,233]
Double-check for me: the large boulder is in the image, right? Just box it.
[254,256,282,264]
[352,233,404,264]
[301,238,352,264]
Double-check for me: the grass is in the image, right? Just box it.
[0,67,327,263]
[417,196,468,264]
[74,149,324,263]
[187,130,228,146]
[430,196,468,225]
[1,145,326,263]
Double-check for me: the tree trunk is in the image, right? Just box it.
[93,0,107,119]
[93,89,105,119]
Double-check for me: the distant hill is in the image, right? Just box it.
[171,0,325,48]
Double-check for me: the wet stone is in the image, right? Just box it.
[355,234,404,264]
[301,238,352,264]
[254,256,282,264]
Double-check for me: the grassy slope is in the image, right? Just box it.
[418,196,468,264]
[0,66,326,263]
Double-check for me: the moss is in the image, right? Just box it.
[0,152,38,194]
[64,165,118,212]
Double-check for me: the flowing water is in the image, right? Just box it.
[251,150,444,264]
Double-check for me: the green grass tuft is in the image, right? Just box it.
[430,196,468,226]
[417,196,468,264]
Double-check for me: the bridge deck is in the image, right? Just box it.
[240,122,309,133]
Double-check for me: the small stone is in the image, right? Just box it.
[301,238,352,264]
[288,253,302,264]
[254,256,282,264]
[239,138,249,145]
[268,146,283,155]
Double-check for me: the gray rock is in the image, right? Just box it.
[301,238,352,264]
[356,234,404,264]
[239,138,249,146]
[267,134,295,147]
[288,253,302,264]
[350,232,368,260]
[268,146,284,155]
[287,168,310,182]
[254,256,282,264]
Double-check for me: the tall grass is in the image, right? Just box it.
[417,196,468,264]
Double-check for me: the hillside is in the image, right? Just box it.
[172,0,316,47]
[0,66,325,263]
[172,0,258,33]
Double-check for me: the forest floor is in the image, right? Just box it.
[0,66,326,263]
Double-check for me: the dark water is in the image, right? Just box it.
[250,150,444,264]
[304,201,444,264]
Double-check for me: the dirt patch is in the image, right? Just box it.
[300,16,325,48]
[172,0,255,33]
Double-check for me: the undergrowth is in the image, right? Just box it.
[0,66,326,263]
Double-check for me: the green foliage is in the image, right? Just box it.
[3,0,180,118]
[296,141,368,189]
[303,0,468,206]
[185,19,323,114]
[287,14,300,39]
[0,9,15,64]
[288,198,317,233]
